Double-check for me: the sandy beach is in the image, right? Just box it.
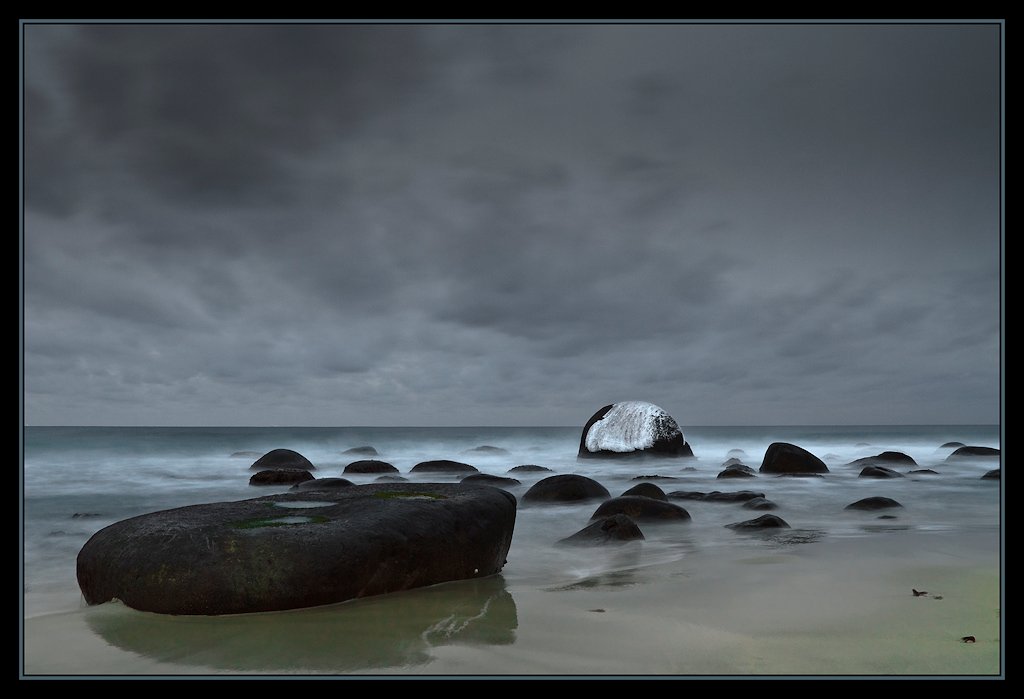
[23,527,1001,678]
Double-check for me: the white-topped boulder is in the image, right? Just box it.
[578,401,693,459]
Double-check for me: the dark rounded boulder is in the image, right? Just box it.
[521,474,610,503]
[759,442,829,475]
[718,462,757,478]
[463,446,511,456]
[557,514,645,546]
[290,477,355,490]
[668,490,764,503]
[726,514,790,530]
[578,401,693,459]
[946,446,1000,461]
[410,460,479,474]
[848,451,918,469]
[343,459,399,474]
[460,473,522,488]
[620,482,668,501]
[76,482,517,616]
[589,495,691,523]
[981,469,1000,480]
[845,496,904,511]
[249,449,315,471]
[742,496,779,511]
[343,446,379,456]
[857,465,905,478]
[507,464,552,474]
[248,469,315,486]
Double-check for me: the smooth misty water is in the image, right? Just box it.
[21,425,1002,676]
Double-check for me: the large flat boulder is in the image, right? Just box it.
[578,401,693,459]
[76,482,516,616]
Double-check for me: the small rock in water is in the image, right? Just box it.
[726,514,791,530]
[410,460,478,474]
[250,449,315,471]
[343,459,398,474]
[759,442,829,475]
[845,496,904,511]
[557,514,646,546]
[249,469,315,486]
[522,474,610,503]
[590,496,691,523]
[620,482,668,501]
[343,446,378,456]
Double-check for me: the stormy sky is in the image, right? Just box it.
[21,22,1003,427]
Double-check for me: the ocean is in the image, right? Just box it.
[21,424,1003,677]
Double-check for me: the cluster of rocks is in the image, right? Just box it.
[76,400,1000,617]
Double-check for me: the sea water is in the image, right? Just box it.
[21,424,1002,676]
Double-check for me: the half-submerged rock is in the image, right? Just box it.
[248,469,315,486]
[726,514,790,530]
[589,496,691,523]
[249,449,315,471]
[557,514,645,546]
[759,442,829,475]
[845,496,904,511]
[946,446,1000,461]
[76,482,516,616]
[522,474,610,503]
[578,401,693,459]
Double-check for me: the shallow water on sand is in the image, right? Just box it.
[21,425,1002,676]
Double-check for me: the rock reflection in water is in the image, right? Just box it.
[83,575,517,673]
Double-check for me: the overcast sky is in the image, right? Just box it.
[21,21,1003,427]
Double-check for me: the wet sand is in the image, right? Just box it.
[22,528,1001,677]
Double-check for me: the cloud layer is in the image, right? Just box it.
[22,22,1002,426]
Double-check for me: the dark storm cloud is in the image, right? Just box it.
[24,23,431,213]
[21,22,1002,426]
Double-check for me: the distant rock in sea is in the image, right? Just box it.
[410,460,478,474]
[667,490,764,503]
[726,514,790,530]
[946,446,1000,461]
[857,465,905,478]
[717,461,757,478]
[460,473,522,488]
[522,474,610,503]
[848,451,918,469]
[620,482,668,501]
[577,401,693,459]
[742,496,779,510]
[759,442,829,475]
[589,495,691,523]
[507,464,552,474]
[462,446,511,456]
[249,469,315,486]
[343,446,379,456]
[249,449,316,471]
[343,460,399,474]
[845,496,904,511]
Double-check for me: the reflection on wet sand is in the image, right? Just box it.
[83,575,516,673]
